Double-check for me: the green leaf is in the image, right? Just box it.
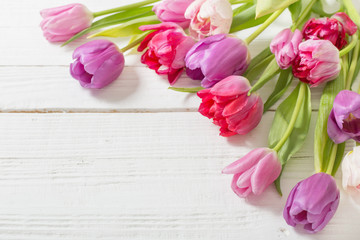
[245,55,274,84]
[62,10,155,46]
[168,87,205,93]
[314,70,345,172]
[232,3,253,16]
[256,0,298,18]
[231,14,272,33]
[268,83,312,166]
[288,0,302,22]
[245,47,272,73]
[89,17,160,38]
[248,58,280,93]
[263,68,293,112]
[332,142,346,176]
[231,5,256,30]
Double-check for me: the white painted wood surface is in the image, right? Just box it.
[1,0,360,239]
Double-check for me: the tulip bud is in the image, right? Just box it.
[138,23,195,85]
[342,147,360,191]
[40,3,93,42]
[197,76,263,137]
[222,148,281,198]
[327,90,360,144]
[185,34,250,88]
[292,39,340,87]
[270,28,303,69]
[153,0,194,28]
[283,173,340,233]
[184,0,233,40]
[70,40,125,89]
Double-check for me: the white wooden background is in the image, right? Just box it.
[1,0,360,239]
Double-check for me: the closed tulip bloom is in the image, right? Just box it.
[270,29,303,69]
[292,39,340,87]
[342,147,360,191]
[185,34,250,88]
[283,173,340,233]
[302,12,357,50]
[197,76,263,137]
[327,90,360,144]
[70,40,125,89]
[222,148,281,198]
[40,3,93,42]
[138,23,195,85]
[184,0,233,40]
[153,0,194,28]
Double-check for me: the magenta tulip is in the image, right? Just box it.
[292,39,340,87]
[197,76,263,137]
[153,0,194,28]
[185,34,250,88]
[327,90,360,143]
[222,148,281,198]
[70,40,125,89]
[284,173,340,233]
[40,3,93,42]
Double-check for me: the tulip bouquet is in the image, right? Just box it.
[40,0,360,234]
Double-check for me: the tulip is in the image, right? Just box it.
[283,173,340,233]
[302,12,357,50]
[342,146,360,191]
[185,34,250,88]
[327,90,360,144]
[70,39,125,89]
[184,0,233,40]
[222,148,281,198]
[138,23,195,85]
[292,39,340,87]
[197,76,263,137]
[153,0,194,28]
[40,3,93,42]
[270,29,303,69]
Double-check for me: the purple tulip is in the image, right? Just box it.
[222,148,281,197]
[185,34,250,88]
[327,90,360,143]
[70,40,125,89]
[283,173,340,233]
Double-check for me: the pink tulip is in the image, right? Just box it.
[270,29,303,69]
[40,3,93,42]
[292,39,340,87]
[184,0,233,40]
[138,23,195,85]
[153,0,194,28]
[332,12,358,36]
[222,148,281,198]
[70,40,125,89]
[197,76,263,137]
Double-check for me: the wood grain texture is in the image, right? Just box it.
[0,112,358,240]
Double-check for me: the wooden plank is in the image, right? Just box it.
[0,112,358,239]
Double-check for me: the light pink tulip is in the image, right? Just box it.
[342,147,360,191]
[40,3,93,42]
[270,28,303,69]
[153,0,194,28]
[184,0,233,40]
[222,148,281,198]
[292,39,340,87]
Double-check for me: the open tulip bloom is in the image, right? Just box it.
[40,0,360,235]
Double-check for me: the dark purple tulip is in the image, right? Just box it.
[185,34,250,88]
[283,173,340,233]
[70,39,125,89]
[327,90,360,143]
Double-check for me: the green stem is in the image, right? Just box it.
[93,0,160,18]
[168,87,205,93]
[347,38,360,90]
[325,144,338,175]
[339,33,358,57]
[291,0,317,31]
[244,7,286,45]
[273,83,306,152]
[120,32,148,52]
